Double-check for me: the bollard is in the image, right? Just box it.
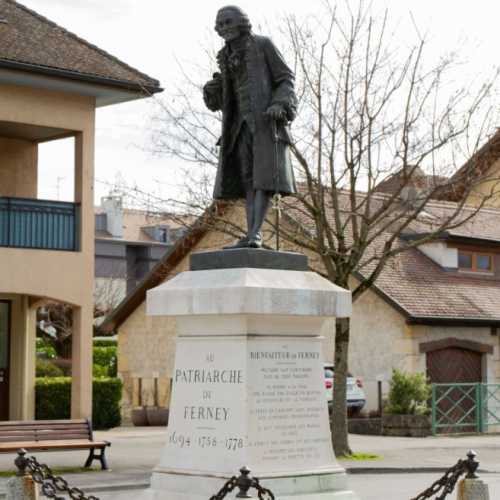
[456,450,490,500]
[6,450,39,500]
[456,478,490,500]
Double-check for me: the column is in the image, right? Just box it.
[71,304,93,419]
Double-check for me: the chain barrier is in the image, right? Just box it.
[14,448,100,500]
[410,450,479,500]
[210,466,275,500]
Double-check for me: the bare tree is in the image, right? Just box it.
[94,272,128,336]
[135,2,499,456]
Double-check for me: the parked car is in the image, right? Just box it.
[324,363,366,416]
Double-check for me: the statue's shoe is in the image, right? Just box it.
[223,236,248,249]
[246,233,263,248]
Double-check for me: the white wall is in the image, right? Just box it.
[419,242,458,269]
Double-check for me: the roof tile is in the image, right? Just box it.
[0,0,160,90]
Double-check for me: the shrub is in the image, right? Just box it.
[93,346,117,377]
[93,364,108,378]
[36,338,57,359]
[385,369,431,416]
[35,377,123,429]
[36,359,64,377]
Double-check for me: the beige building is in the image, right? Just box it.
[0,0,161,421]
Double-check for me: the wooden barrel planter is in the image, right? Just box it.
[146,407,169,426]
[131,407,148,426]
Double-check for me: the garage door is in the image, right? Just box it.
[427,347,482,433]
[427,347,482,384]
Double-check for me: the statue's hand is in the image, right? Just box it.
[264,103,286,121]
[203,74,222,111]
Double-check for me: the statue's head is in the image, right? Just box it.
[215,5,252,42]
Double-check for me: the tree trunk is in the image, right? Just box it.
[331,316,352,457]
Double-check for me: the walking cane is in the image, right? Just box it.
[271,119,282,251]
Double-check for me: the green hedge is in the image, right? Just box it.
[93,339,117,347]
[35,377,122,429]
[36,359,64,377]
[36,377,71,419]
[93,346,117,377]
[92,378,122,429]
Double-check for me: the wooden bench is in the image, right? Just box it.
[0,419,111,470]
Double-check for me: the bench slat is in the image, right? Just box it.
[38,434,91,441]
[0,419,87,426]
[0,424,89,436]
[0,436,37,443]
[0,439,110,452]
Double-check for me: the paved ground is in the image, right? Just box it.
[1,427,498,498]
[94,474,500,500]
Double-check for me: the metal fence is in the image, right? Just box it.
[0,197,79,251]
[431,383,500,434]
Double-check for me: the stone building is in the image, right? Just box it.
[0,0,162,421]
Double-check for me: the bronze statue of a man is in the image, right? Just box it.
[203,5,297,248]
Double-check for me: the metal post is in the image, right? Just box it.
[481,383,487,433]
[475,383,483,433]
[377,381,382,415]
[431,384,437,435]
[236,467,253,498]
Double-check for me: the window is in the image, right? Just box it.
[156,227,168,243]
[458,252,472,269]
[477,254,492,271]
[458,250,494,272]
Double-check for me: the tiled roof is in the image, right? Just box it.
[284,188,500,323]
[375,166,448,197]
[407,200,500,243]
[371,243,500,323]
[0,0,161,92]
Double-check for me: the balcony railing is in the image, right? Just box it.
[0,197,79,251]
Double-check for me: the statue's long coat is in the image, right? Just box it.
[207,35,297,200]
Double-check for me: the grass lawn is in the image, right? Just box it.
[338,452,382,461]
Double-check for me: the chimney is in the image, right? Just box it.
[101,196,124,238]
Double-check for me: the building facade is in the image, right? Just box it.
[94,196,189,321]
[0,0,161,421]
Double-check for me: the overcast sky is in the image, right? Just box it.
[19,0,499,205]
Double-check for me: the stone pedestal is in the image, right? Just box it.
[144,249,359,500]
[457,478,490,500]
[6,476,38,500]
